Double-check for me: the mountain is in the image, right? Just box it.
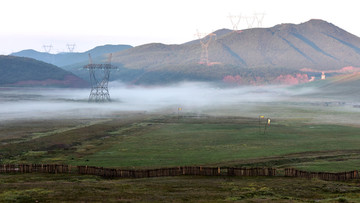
[111,19,360,70]
[76,19,359,84]
[0,55,88,88]
[11,44,132,67]
[32,19,360,85]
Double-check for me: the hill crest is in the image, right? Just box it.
[0,55,88,88]
[11,44,133,67]
[111,19,360,71]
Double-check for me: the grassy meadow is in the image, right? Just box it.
[1,93,360,202]
[1,105,360,171]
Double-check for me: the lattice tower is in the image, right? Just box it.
[67,44,76,52]
[42,45,53,53]
[195,31,217,65]
[228,14,242,31]
[83,53,117,102]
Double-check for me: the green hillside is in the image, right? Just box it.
[0,55,88,88]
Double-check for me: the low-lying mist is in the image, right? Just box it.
[0,81,332,122]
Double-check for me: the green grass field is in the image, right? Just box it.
[1,110,360,172]
[2,101,360,202]
[71,119,360,170]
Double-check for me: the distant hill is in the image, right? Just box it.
[0,55,88,88]
[111,19,360,71]
[78,19,360,84]
[31,19,360,85]
[11,44,132,67]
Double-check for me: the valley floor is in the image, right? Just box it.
[1,86,360,201]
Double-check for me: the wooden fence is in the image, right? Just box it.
[77,166,222,178]
[0,164,275,178]
[227,167,276,177]
[1,164,358,181]
[284,168,359,181]
[0,164,73,174]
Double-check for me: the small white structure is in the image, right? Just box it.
[321,72,326,80]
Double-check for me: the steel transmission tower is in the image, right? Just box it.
[254,12,266,27]
[228,14,242,31]
[42,44,53,53]
[244,16,256,28]
[67,44,76,52]
[228,12,266,30]
[195,30,217,65]
[83,53,117,102]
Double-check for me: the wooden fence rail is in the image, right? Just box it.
[284,168,359,181]
[0,164,73,174]
[228,167,276,176]
[1,164,359,181]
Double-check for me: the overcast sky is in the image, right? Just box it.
[1,0,359,54]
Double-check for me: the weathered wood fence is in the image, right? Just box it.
[0,164,73,174]
[1,164,358,181]
[227,167,276,177]
[285,168,359,181]
[77,166,223,178]
[0,164,275,178]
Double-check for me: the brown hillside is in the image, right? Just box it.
[112,19,360,71]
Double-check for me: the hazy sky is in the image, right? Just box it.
[1,0,359,54]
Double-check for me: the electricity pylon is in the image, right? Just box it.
[83,53,117,102]
[254,12,266,27]
[244,16,256,29]
[67,44,76,52]
[195,30,217,65]
[228,13,242,31]
[42,45,53,53]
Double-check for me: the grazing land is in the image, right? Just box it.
[1,86,360,202]
[1,109,360,171]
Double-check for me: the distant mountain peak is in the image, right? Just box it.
[306,18,329,23]
[110,18,360,76]
[11,44,133,67]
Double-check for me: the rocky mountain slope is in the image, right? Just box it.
[111,19,360,70]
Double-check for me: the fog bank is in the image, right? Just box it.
[0,82,317,121]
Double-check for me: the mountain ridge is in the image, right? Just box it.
[0,55,88,88]
[110,19,360,71]
[10,19,360,85]
[11,44,132,67]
